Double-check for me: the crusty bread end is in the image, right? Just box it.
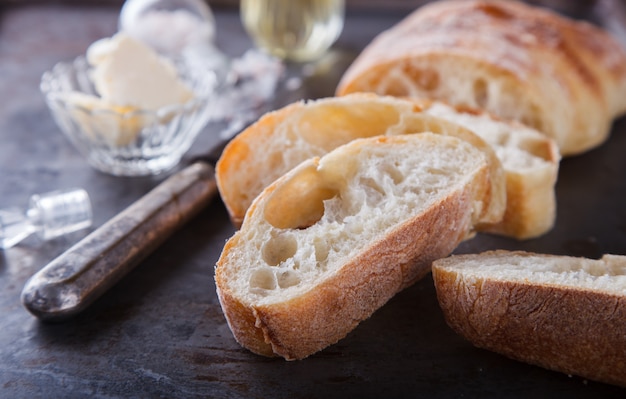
[432,250,626,387]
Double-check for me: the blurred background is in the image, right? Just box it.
[0,0,609,15]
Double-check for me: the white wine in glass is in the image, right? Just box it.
[240,0,345,62]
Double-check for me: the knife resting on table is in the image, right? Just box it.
[20,159,220,321]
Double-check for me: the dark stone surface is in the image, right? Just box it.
[1,3,626,398]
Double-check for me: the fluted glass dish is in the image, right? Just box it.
[40,55,220,176]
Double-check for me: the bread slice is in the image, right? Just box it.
[336,0,626,156]
[432,250,626,387]
[423,101,560,239]
[216,93,557,239]
[215,133,503,360]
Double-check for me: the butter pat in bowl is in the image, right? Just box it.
[41,33,220,176]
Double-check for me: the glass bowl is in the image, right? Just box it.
[40,55,220,176]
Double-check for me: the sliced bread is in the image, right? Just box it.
[432,250,626,387]
[216,93,557,239]
[423,101,560,239]
[215,133,503,360]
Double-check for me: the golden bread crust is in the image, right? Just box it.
[336,0,626,156]
[432,250,626,387]
[216,102,303,226]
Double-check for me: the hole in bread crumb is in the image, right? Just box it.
[277,270,301,288]
[382,163,404,185]
[314,238,330,263]
[264,164,339,229]
[420,168,449,188]
[250,268,277,290]
[426,167,451,176]
[359,176,385,198]
[384,79,410,97]
[403,64,439,91]
[492,128,510,146]
[358,183,384,209]
[262,233,298,266]
[473,78,489,109]
[519,104,544,132]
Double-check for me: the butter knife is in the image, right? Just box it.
[20,158,220,321]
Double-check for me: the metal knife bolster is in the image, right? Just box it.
[21,161,217,321]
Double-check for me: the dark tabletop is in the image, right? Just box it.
[1,2,626,398]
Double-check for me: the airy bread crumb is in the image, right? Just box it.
[216,133,502,359]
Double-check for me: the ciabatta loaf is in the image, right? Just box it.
[336,0,626,156]
[216,133,503,360]
[432,250,626,387]
[216,93,557,239]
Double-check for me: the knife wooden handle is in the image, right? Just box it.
[21,161,217,321]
